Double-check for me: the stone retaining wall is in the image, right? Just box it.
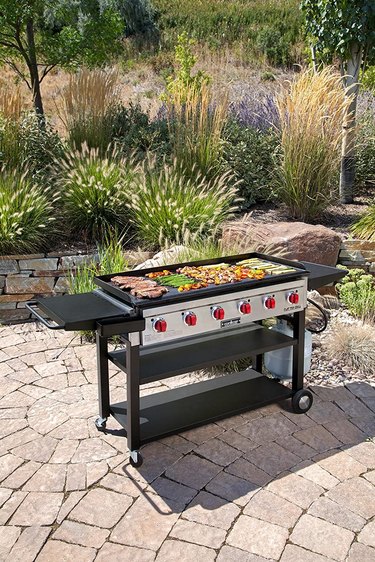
[0,252,98,323]
[338,240,375,273]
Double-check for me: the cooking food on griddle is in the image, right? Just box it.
[177,264,266,285]
[111,275,169,299]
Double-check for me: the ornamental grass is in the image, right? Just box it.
[57,67,119,153]
[275,67,351,221]
[56,145,136,242]
[127,158,239,248]
[0,171,58,254]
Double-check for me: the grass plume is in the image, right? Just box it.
[275,67,350,221]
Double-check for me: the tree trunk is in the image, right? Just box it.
[25,18,45,122]
[339,42,362,204]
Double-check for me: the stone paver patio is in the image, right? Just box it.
[0,322,375,562]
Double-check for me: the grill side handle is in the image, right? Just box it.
[25,301,65,330]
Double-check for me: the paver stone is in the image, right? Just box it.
[110,494,180,551]
[290,513,355,561]
[156,540,216,561]
[10,492,63,525]
[183,490,240,530]
[5,526,51,562]
[36,540,95,562]
[70,488,132,528]
[244,489,302,528]
[227,514,288,560]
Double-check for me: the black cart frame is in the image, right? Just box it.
[26,260,346,467]
[94,308,307,467]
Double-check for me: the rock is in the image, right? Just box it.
[18,258,58,271]
[5,277,55,294]
[125,250,154,267]
[54,277,70,293]
[222,219,342,266]
[0,309,31,322]
[135,246,190,269]
[0,259,19,274]
[59,254,99,269]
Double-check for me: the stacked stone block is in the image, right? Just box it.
[0,253,98,323]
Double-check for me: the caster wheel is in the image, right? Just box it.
[292,389,313,414]
[129,451,143,468]
[95,417,107,432]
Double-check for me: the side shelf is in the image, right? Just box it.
[108,325,296,384]
[110,369,293,443]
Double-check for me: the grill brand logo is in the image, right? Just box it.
[221,318,241,328]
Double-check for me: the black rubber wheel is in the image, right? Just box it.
[292,389,313,414]
[129,451,143,468]
[95,417,107,432]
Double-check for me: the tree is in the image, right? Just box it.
[301,0,375,203]
[0,1,125,119]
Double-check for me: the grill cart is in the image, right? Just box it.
[27,253,346,467]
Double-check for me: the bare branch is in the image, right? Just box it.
[2,59,31,89]
[40,64,57,82]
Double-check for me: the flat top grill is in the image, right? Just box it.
[94,252,309,310]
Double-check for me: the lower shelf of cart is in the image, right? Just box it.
[110,369,293,443]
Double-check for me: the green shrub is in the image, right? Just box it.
[0,112,64,179]
[222,120,279,208]
[56,146,136,242]
[362,66,375,93]
[356,111,375,190]
[351,204,375,241]
[0,171,57,255]
[256,26,294,66]
[127,159,239,247]
[110,103,170,158]
[337,268,375,323]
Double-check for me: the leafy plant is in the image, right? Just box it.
[362,66,375,93]
[337,268,375,322]
[111,103,170,158]
[0,111,64,177]
[275,67,350,221]
[127,158,239,248]
[56,146,136,242]
[355,111,375,189]
[256,26,294,66]
[58,68,119,153]
[0,171,58,254]
[222,120,280,208]
[163,32,210,102]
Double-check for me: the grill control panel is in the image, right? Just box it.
[142,279,307,346]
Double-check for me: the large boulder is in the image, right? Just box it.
[134,245,190,269]
[222,218,342,266]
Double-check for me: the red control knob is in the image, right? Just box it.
[184,312,197,326]
[239,301,251,315]
[264,296,276,310]
[288,292,299,305]
[153,318,167,332]
[212,306,225,320]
